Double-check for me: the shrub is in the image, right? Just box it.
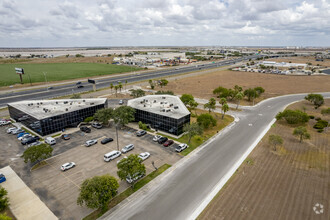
[304,94,324,109]
[0,214,11,220]
[313,120,328,130]
[315,117,321,121]
[138,121,148,130]
[276,109,309,124]
[197,113,217,129]
[309,115,315,119]
[321,108,330,115]
[84,116,94,123]
[0,186,9,212]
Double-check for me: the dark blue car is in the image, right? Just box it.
[0,173,6,183]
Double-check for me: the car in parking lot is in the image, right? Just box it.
[21,136,40,145]
[61,134,70,140]
[17,132,28,138]
[0,173,6,183]
[163,140,174,147]
[80,126,91,133]
[126,172,145,184]
[117,156,128,164]
[153,135,162,142]
[12,129,25,135]
[19,134,32,141]
[92,122,103,129]
[175,143,188,152]
[138,152,150,161]
[85,139,97,147]
[136,130,146,137]
[104,150,121,162]
[7,127,18,134]
[121,144,134,153]
[158,137,168,144]
[119,100,124,105]
[0,120,11,126]
[101,137,113,144]
[27,141,42,148]
[61,162,75,171]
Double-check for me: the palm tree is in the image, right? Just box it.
[118,82,123,93]
[222,103,229,119]
[235,92,244,110]
[114,85,119,97]
[110,83,114,93]
[125,80,128,90]
[219,97,227,106]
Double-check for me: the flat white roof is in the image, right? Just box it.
[127,95,190,119]
[8,98,107,120]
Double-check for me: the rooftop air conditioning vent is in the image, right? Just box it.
[153,100,156,103]
[56,102,58,104]
[64,101,68,104]
[166,109,171,112]
[160,102,163,104]
[162,97,166,99]
[90,103,94,105]
[145,100,148,102]
[174,106,179,109]
[144,105,146,107]
[40,102,43,104]
[170,104,173,107]
[161,109,165,112]
[83,100,85,102]
[66,108,68,111]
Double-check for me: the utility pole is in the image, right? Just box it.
[116,124,119,151]
[43,72,48,84]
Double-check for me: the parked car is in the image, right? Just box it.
[116,156,128,164]
[101,137,113,144]
[0,173,6,183]
[0,120,11,126]
[12,129,25,135]
[61,134,70,140]
[138,152,150,161]
[136,130,147,137]
[19,134,32,141]
[92,122,103,129]
[80,126,91,133]
[85,139,97,147]
[61,162,75,171]
[27,141,42,148]
[119,100,124,105]
[121,144,134,153]
[175,143,188,152]
[163,140,174,147]
[104,150,121,162]
[17,132,28,138]
[7,127,18,134]
[153,135,162,142]
[45,137,56,145]
[21,136,40,145]
[158,137,168,144]
[126,172,144,184]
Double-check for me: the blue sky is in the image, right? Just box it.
[0,0,329,47]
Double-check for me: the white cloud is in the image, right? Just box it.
[0,0,329,47]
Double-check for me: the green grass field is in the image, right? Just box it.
[0,63,141,87]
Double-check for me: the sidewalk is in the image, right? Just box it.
[0,166,58,220]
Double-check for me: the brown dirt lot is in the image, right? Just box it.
[161,70,330,104]
[198,100,330,220]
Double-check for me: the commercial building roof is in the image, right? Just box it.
[8,98,107,120]
[127,95,190,119]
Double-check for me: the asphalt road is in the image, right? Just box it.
[99,92,330,220]
[0,55,260,108]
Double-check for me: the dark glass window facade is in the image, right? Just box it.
[8,103,105,136]
[134,109,190,136]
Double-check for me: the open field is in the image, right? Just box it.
[0,56,115,64]
[269,56,330,67]
[0,63,141,87]
[198,99,330,220]
[161,70,330,104]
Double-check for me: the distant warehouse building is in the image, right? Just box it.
[8,99,107,136]
[127,95,190,136]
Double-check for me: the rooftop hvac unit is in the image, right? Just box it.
[90,103,94,105]
[170,104,173,107]
[145,100,148,102]
[56,102,58,104]
[174,106,179,109]
[166,109,171,112]
[66,108,68,111]
[144,105,146,107]
[161,109,165,112]
[162,97,166,99]
[160,102,163,104]
[64,101,68,104]
[83,100,85,102]
[40,102,43,104]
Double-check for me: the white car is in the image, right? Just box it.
[27,141,42,148]
[153,135,162,142]
[85,139,97,147]
[0,121,10,126]
[121,144,134,153]
[138,152,150,161]
[126,172,144,184]
[117,156,128,164]
[7,127,18,134]
[175,143,188,152]
[61,162,76,171]
[19,134,32,141]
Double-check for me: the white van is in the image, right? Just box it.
[104,150,121,162]
[45,137,56,145]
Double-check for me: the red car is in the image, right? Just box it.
[163,140,174,147]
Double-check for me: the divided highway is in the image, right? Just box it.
[99,92,330,220]
[0,55,259,108]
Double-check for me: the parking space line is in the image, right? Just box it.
[47,162,81,189]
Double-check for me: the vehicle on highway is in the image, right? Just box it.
[12,129,25,135]
[126,172,144,184]
[175,143,188,152]
[152,135,162,142]
[119,100,124,105]
[121,144,134,153]
[45,137,56,145]
[19,134,32,141]
[158,137,168,144]
[85,139,98,147]
[21,136,40,145]
[92,122,103,129]
[77,85,84,89]
[138,152,150,161]
[61,134,70,140]
[0,173,6,183]
[47,87,53,90]
[163,140,174,147]
[101,137,113,144]
[136,130,146,137]
[61,162,75,171]
[104,150,121,162]
[80,126,91,133]
[27,141,42,148]
[76,82,82,85]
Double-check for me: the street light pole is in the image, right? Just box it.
[43,72,48,84]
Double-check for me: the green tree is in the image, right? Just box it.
[0,213,12,220]
[197,113,217,129]
[93,108,113,125]
[222,103,229,119]
[219,97,227,106]
[268,134,283,151]
[148,80,155,90]
[0,186,9,212]
[254,86,265,97]
[112,106,135,126]
[77,175,119,210]
[130,89,145,98]
[276,110,309,124]
[114,85,119,97]
[125,80,128,90]
[189,100,199,115]
[235,92,244,110]
[159,79,168,88]
[180,94,195,107]
[183,122,203,144]
[305,94,324,109]
[110,83,114,93]
[117,154,146,188]
[70,94,81,99]
[321,107,330,115]
[21,144,53,165]
[204,98,216,113]
[213,86,230,99]
[244,88,256,102]
[293,126,311,143]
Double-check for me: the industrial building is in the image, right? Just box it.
[8,99,107,136]
[127,95,190,136]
